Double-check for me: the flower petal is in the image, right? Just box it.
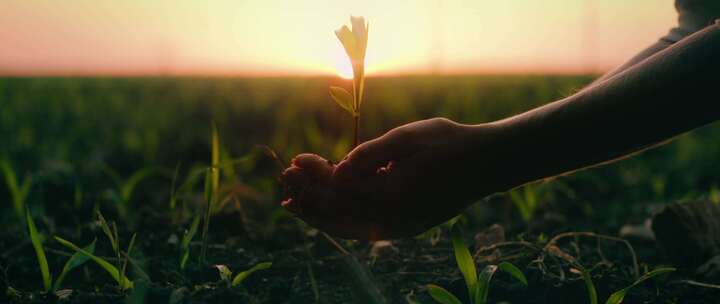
[335,25,357,60]
[350,16,368,60]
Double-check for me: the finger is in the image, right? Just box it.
[334,129,418,181]
[292,153,334,182]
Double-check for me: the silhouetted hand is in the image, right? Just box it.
[281,118,506,240]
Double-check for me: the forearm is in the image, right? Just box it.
[484,21,720,190]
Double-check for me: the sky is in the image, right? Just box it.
[0,0,677,76]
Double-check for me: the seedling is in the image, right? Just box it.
[55,236,134,290]
[330,16,369,148]
[574,266,675,304]
[200,167,216,265]
[509,183,541,223]
[180,214,201,270]
[2,159,32,219]
[26,207,98,293]
[102,165,162,217]
[93,211,137,290]
[428,222,528,304]
[213,262,272,288]
[26,207,51,292]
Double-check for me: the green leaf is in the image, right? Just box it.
[200,168,215,264]
[338,255,386,304]
[475,265,498,304]
[231,262,272,287]
[605,268,675,304]
[26,208,52,292]
[169,163,181,209]
[498,262,528,286]
[96,211,117,252]
[1,160,31,219]
[211,122,220,201]
[54,239,96,291]
[214,264,233,282]
[181,215,201,250]
[427,284,462,304]
[54,236,133,290]
[451,223,477,302]
[577,266,598,304]
[330,86,357,116]
[121,167,159,204]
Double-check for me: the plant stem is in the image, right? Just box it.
[353,116,359,149]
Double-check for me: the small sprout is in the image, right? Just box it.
[430,222,530,304]
[451,223,478,301]
[427,284,462,304]
[2,160,32,219]
[331,16,369,148]
[605,268,675,304]
[53,239,96,291]
[54,236,134,290]
[475,265,498,304]
[26,207,51,292]
[498,262,528,286]
[214,264,233,285]
[180,215,201,270]
[231,262,272,287]
[577,266,598,304]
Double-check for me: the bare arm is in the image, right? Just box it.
[280,21,720,240]
[483,21,720,191]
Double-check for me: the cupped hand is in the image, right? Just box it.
[281,118,506,240]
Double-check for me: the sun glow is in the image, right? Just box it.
[0,0,676,76]
[335,55,354,79]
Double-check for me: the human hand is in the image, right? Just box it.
[281,118,507,240]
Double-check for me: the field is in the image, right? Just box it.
[1,75,720,303]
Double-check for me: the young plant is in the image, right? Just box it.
[509,183,541,223]
[26,207,97,292]
[574,265,675,304]
[428,223,528,304]
[213,262,272,288]
[102,165,162,217]
[330,16,369,148]
[200,167,216,264]
[26,207,51,292]
[1,159,32,219]
[54,236,134,290]
[180,214,201,270]
[94,211,137,290]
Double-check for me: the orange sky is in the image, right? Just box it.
[0,0,677,76]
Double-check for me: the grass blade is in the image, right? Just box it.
[605,268,675,304]
[427,284,462,304]
[577,266,598,304]
[1,160,31,219]
[231,262,272,287]
[451,222,477,302]
[475,265,498,304]
[200,168,215,264]
[96,211,117,252]
[54,236,133,290]
[211,121,220,206]
[498,262,528,286]
[180,215,201,270]
[54,239,96,291]
[338,255,386,304]
[169,163,181,209]
[26,208,52,292]
[121,167,158,204]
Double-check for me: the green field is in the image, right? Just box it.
[1,76,719,303]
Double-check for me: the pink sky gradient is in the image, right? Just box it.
[0,0,677,76]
